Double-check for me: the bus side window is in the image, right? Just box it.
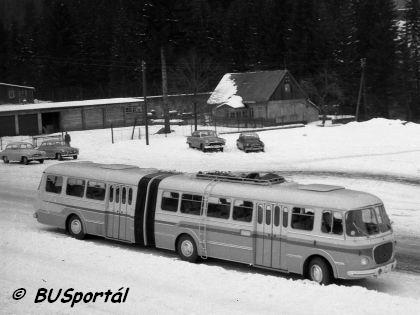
[116,187,120,203]
[282,207,288,228]
[321,211,332,233]
[109,185,114,203]
[207,197,231,219]
[45,175,63,194]
[128,188,133,205]
[322,211,343,235]
[265,205,272,225]
[291,207,314,231]
[122,187,126,204]
[274,206,280,227]
[332,212,343,235]
[161,191,179,212]
[232,200,253,223]
[86,181,106,201]
[66,178,86,198]
[180,194,202,215]
[257,205,263,224]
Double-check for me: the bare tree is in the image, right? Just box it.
[169,50,221,130]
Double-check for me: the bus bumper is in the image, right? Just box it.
[347,259,397,278]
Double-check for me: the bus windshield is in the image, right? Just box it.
[345,205,391,237]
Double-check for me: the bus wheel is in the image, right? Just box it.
[22,156,29,165]
[2,156,9,163]
[56,153,63,160]
[308,257,332,285]
[67,215,86,240]
[177,235,198,263]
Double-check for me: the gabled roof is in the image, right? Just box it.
[208,70,287,105]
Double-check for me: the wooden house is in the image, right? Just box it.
[0,83,35,104]
[208,70,319,124]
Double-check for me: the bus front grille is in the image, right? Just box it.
[374,242,393,264]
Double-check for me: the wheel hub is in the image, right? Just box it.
[70,220,82,234]
[311,265,323,283]
[181,240,193,257]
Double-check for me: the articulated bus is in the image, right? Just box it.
[34,162,396,285]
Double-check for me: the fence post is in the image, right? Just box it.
[111,123,114,144]
[131,118,137,140]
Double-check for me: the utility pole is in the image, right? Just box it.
[355,58,366,121]
[161,47,170,133]
[142,60,149,145]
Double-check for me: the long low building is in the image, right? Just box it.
[0,93,210,137]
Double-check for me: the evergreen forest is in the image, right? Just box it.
[1,0,419,120]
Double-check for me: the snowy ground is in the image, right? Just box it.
[1,118,420,314]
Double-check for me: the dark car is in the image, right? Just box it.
[186,130,226,152]
[236,132,264,153]
[37,139,79,160]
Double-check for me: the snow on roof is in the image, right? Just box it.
[208,74,245,109]
[208,70,288,107]
[0,97,142,113]
[0,82,35,89]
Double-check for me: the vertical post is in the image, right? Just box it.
[194,101,198,131]
[111,123,114,144]
[142,60,149,145]
[131,118,137,140]
[355,58,366,122]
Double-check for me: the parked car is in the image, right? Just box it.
[1,142,47,164]
[186,130,226,152]
[236,132,265,152]
[37,139,79,160]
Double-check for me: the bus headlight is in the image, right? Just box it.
[361,257,369,266]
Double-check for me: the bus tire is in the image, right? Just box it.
[67,215,86,240]
[308,257,332,285]
[177,235,198,263]
[39,159,44,164]
[22,156,29,165]
[2,156,9,163]
[56,153,63,160]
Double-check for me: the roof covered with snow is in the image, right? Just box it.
[0,97,142,113]
[0,82,35,90]
[208,70,288,106]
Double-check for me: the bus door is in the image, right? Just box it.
[118,187,128,240]
[256,203,272,266]
[106,185,121,239]
[256,203,282,268]
[271,205,282,269]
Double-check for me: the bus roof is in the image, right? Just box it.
[159,174,382,211]
[43,162,158,186]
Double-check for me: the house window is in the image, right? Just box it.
[8,89,15,99]
[284,83,290,93]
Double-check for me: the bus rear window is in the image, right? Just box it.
[66,178,85,198]
[46,175,63,194]
[86,181,106,201]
